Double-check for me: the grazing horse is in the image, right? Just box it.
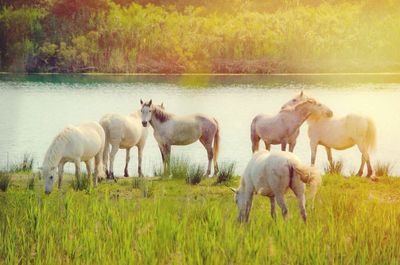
[251,98,333,152]
[231,150,320,223]
[140,99,219,176]
[41,122,105,194]
[282,92,377,177]
[100,110,148,179]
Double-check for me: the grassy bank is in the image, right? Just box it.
[1,172,400,264]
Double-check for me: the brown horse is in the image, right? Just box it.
[140,100,220,176]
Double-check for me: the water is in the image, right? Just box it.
[1,74,399,176]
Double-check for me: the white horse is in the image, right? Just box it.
[140,99,219,176]
[100,110,148,179]
[251,97,333,152]
[231,150,320,223]
[41,121,105,194]
[282,92,377,177]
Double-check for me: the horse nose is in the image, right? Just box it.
[327,110,333,117]
[142,121,147,127]
[45,190,51,195]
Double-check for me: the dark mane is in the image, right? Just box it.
[153,106,172,123]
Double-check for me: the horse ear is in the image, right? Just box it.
[140,99,143,105]
[160,102,164,109]
[149,99,152,106]
[300,90,304,97]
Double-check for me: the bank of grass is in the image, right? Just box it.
[1,172,400,264]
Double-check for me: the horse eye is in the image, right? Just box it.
[50,176,54,180]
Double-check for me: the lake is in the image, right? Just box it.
[1,74,399,176]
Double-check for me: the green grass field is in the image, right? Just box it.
[1,173,400,264]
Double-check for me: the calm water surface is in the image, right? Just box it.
[1,74,399,176]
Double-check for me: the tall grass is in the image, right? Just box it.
[0,172,11,191]
[9,153,34,172]
[324,160,344,176]
[170,157,190,178]
[1,175,400,264]
[374,161,393,177]
[186,165,205,185]
[70,174,91,191]
[216,162,236,184]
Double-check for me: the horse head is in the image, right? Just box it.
[140,99,153,127]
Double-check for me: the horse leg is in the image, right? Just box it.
[124,148,131,177]
[275,193,288,221]
[74,159,81,182]
[109,145,119,180]
[281,142,287,151]
[291,183,307,223]
[269,196,276,221]
[137,145,144,178]
[163,144,171,177]
[103,139,110,178]
[57,161,66,189]
[94,153,103,187]
[200,136,213,176]
[356,156,365,176]
[85,160,93,187]
[310,141,318,166]
[264,141,271,151]
[366,156,373,177]
[325,146,333,168]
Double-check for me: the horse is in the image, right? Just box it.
[100,110,148,179]
[41,121,105,194]
[140,99,219,176]
[282,92,377,177]
[251,97,333,152]
[231,150,321,223]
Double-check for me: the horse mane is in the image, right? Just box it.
[280,98,316,113]
[153,106,173,123]
[42,127,71,169]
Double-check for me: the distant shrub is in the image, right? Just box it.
[0,172,11,192]
[10,153,34,172]
[324,160,344,176]
[374,161,393,177]
[186,165,205,185]
[216,162,236,184]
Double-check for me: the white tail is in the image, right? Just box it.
[292,162,321,201]
[366,117,377,152]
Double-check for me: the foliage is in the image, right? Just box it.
[70,174,91,191]
[169,157,190,178]
[1,1,400,73]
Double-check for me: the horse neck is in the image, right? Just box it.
[150,108,174,129]
[238,175,254,199]
[42,137,66,169]
[280,109,310,133]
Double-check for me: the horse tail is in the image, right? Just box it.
[291,161,321,201]
[366,117,377,152]
[99,118,110,175]
[213,119,220,168]
[250,116,260,153]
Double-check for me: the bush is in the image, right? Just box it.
[0,172,12,192]
[324,160,344,176]
[374,161,393,177]
[27,175,35,190]
[186,165,205,185]
[216,162,236,184]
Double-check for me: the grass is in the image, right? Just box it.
[70,174,91,192]
[1,172,400,264]
[374,161,394,177]
[324,160,344,176]
[216,162,236,184]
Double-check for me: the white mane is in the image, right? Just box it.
[42,127,72,169]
